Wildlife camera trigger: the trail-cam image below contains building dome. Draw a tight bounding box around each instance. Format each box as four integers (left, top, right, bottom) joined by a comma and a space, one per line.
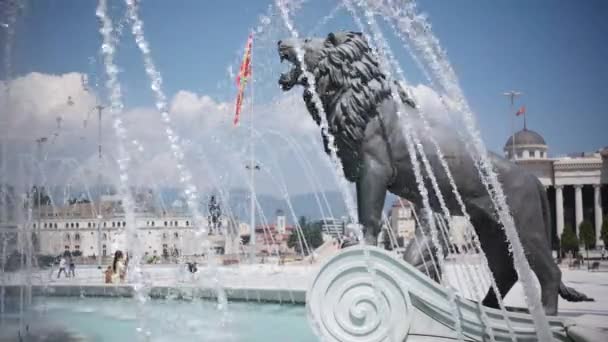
504, 128, 546, 149
503, 128, 548, 160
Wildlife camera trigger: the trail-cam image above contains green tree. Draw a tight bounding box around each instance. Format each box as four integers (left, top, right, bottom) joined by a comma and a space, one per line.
601, 216, 608, 249
579, 221, 595, 268
560, 224, 579, 257
287, 219, 324, 256
307, 223, 324, 250
298, 216, 307, 230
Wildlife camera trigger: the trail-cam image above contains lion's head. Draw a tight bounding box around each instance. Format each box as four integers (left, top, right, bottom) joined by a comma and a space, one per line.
278, 31, 392, 181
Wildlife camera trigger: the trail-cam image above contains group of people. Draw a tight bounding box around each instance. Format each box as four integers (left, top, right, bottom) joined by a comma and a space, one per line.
104, 250, 127, 284
50, 256, 76, 279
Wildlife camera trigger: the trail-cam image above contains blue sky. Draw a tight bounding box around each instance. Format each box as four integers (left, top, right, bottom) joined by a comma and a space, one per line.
5, 0, 608, 157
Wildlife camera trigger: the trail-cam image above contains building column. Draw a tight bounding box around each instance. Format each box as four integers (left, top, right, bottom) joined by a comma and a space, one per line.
574, 185, 583, 235
555, 185, 564, 239
594, 184, 603, 247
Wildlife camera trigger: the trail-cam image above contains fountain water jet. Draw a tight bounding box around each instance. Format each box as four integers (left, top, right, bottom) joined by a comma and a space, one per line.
95, 0, 150, 337
276, 0, 357, 224
371, 1, 552, 339
122, 0, 228, 321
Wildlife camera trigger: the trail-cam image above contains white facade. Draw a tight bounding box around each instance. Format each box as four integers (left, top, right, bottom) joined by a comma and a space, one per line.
321, 218, 345, 238
505, 128, 607, 248
388, 200, 416, 244
32, 204, 240, 258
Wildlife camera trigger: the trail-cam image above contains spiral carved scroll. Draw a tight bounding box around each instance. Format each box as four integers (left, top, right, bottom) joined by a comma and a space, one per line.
306, 246, 412, 342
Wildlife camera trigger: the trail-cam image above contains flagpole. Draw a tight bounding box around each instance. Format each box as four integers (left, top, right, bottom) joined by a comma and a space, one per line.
249, 32, 256, 264
503, 91, 522, 160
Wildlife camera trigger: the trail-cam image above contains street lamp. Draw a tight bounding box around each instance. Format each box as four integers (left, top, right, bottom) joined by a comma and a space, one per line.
245, 162, 260, 263
97, 214, 103, 267
34, 137, 48, 253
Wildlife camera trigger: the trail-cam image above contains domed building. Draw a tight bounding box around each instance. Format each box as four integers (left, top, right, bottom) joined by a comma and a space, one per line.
503, 127, 607, 250
503, 128, 548, 160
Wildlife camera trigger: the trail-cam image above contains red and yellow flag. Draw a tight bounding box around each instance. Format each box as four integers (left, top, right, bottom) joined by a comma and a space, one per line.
234, 33, 253, 126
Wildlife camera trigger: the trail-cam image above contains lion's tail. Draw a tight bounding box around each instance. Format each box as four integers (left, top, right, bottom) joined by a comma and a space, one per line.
559, 282, 594, 302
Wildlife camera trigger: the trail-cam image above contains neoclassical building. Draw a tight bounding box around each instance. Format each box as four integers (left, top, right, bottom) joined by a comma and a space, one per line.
504, 128, 607, 248
32, 196, 242, 260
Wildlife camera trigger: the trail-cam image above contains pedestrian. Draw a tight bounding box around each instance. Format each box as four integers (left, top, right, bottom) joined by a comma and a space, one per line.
48, 256, 59, 279
57, 256, 68, 279
601, 247, 606, 261
111, 250, 126, 284
104, 266, 113, 284
69, 257, 76, 278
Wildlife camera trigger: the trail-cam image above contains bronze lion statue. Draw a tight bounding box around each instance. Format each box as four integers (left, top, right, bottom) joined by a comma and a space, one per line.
277, 31, 591, 314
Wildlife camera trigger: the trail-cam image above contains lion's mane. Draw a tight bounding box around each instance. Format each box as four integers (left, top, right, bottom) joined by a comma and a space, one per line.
304, 32, 392, 182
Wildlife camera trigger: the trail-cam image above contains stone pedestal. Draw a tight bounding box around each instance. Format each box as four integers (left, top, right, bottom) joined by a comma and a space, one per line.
306, 246, 574, 341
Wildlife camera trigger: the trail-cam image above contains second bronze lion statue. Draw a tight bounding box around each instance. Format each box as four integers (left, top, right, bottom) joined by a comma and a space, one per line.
277, 31, 591, 315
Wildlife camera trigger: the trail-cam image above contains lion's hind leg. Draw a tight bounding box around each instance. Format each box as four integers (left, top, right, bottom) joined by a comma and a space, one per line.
466, 198, 518, 309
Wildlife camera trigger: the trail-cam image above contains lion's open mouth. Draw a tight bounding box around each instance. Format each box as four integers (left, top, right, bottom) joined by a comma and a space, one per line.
277, 42, 302, 91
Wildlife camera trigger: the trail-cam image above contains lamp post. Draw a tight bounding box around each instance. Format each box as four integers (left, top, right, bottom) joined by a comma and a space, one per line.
97, 214, 102, 267
34, 137, 48, 253
503, 91, 522, 160
93, 105, 105, 268
245, 162, 260, 263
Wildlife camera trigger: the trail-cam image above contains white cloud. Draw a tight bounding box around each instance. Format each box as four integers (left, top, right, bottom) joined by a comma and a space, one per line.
0, 72, 450, 197
0, 72, 97, 140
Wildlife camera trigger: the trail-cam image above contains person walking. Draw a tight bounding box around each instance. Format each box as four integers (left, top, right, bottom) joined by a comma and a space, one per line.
68, 257, 76, 278
48, 256, 59, 279
57, 257, 68, 279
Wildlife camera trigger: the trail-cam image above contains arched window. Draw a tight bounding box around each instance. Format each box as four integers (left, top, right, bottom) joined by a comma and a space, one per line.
65, 233, 70, 241
54, 223, 58, 229
103, 222, 107, 228
151, 221, 155, 227
122, 221, 126, 227
33, 223, 37, 228
75, 233, 80, 241
112, 222, 115, 228
76, 223, 79, 228
185, 221, 189, 226
70, 223, 74, 228
164, 221, 168, 227
174, 232, 179, 238
174, 221, 178, 227
65, 223, 69, 228
102, 244, 107, 257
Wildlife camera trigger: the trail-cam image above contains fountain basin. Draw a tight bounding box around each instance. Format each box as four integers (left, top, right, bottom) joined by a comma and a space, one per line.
0, 296, 315, 342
